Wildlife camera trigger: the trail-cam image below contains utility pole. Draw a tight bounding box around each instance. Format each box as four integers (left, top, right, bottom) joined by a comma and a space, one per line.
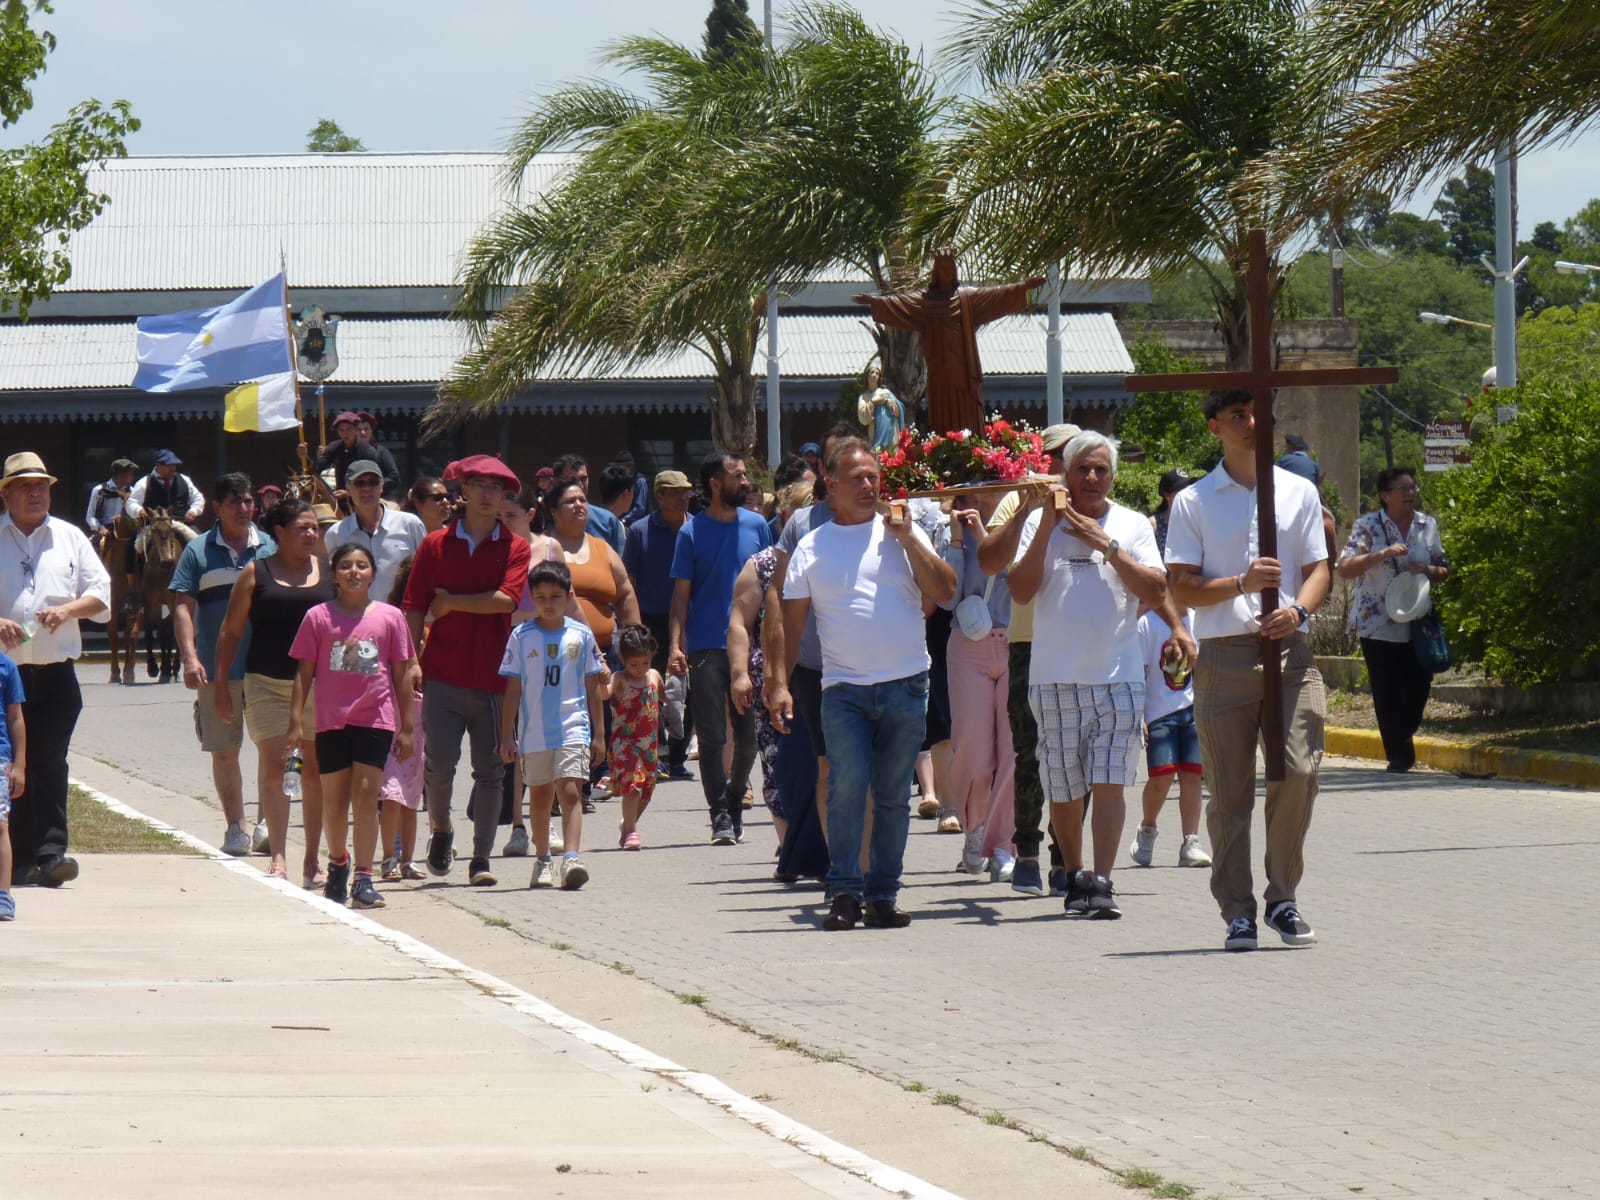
1491, 137, 1519, 389
763, 0, 781, 468
1328, 210, 1345, 319
1045, 263, 1063, 426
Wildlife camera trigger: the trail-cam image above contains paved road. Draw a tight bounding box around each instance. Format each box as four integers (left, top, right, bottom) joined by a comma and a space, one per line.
72, 677, 1600, 1199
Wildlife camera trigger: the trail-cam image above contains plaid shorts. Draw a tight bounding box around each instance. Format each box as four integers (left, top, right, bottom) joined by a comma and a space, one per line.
1029, 681, 1143, 803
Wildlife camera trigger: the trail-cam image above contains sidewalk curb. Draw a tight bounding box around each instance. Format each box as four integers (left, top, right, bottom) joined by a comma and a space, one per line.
1326, 727, 1600, 790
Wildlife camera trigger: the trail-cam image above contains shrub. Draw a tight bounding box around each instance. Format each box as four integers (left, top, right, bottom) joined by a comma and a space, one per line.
1429, 376, 1600, 684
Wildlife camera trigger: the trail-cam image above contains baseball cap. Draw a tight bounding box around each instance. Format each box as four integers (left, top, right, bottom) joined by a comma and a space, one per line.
346, 460, 383, 481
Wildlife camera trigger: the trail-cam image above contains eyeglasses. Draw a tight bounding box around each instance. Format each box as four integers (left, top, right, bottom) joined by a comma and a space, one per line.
420, 493, 449, 502
1383, 484, 1420, 495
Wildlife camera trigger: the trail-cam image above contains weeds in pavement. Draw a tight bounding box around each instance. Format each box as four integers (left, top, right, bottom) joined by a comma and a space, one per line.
550, 941, 573, 951
933, 1092, 961, 1107
480, 915, 510, 928
902, 1081, 927, 1093
675, 992, 707, 1006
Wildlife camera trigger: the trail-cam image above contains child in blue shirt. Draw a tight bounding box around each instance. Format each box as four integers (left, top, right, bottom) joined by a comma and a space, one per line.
0, 650, 28, 921
497, 561, 605, 891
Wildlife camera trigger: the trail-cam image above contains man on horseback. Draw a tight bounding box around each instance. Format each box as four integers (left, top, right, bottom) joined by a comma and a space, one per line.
126, 450, 205, 525
86, 459, 140, 539
301, 412, 400, 501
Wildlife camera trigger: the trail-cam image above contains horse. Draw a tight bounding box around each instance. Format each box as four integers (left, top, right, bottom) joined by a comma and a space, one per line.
128, 509, 197, 685
95, 511, 140, 685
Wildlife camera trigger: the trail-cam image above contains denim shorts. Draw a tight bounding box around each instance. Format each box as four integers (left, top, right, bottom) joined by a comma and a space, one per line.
1146, 705, 1202, 776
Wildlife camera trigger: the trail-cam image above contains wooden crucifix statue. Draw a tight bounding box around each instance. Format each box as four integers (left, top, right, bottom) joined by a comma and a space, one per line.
1126, 228, 1398, 781
854, 249, 1046, 435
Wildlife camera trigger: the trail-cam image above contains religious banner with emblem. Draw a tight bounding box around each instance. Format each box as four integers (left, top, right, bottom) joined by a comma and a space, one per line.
295, 306, 340, 383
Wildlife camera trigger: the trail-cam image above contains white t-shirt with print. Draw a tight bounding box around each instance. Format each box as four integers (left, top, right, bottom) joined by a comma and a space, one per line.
1013, 500, 1163, 687
784, 516, 932, 690
1139, 610, 1195, 723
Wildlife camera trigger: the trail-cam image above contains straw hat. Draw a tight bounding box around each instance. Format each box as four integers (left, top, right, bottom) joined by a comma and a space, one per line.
1384, 573, 1432, 623
0, 452, 57, 487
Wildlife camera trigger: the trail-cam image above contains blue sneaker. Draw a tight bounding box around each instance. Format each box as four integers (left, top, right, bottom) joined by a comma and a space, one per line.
662, 764, 695, 781
1048, 866, 1070, 897
0, 890, 13, 920
1011, 859, 1048, 897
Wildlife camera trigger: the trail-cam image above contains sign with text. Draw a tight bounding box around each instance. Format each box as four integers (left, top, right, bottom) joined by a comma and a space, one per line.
1424, 419, 1472, 472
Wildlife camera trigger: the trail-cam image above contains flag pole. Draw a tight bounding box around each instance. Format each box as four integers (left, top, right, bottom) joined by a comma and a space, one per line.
278, 254, 309, 476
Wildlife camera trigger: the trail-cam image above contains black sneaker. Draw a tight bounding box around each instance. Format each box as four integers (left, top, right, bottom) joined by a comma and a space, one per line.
823, 893, 862, 931
1265, 901, 1316, 946
1048, 866, 1070, 897
467, 857, 497, 887
1063, 869, 1093, 915
1086, 873, 1121, 920
324, 859, 350, 904
36, 856, 79, 888
663, 764, 695, 781
710, 813, 737, 846
1224, 916, 1258, 952
349, 875, 385, 909
426, 829, 454, 877
730, 810, 745, 844
862, 899, 911, 929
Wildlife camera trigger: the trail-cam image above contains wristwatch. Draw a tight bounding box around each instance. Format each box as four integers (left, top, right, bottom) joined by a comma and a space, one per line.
1291, 603, 1310, 625
1104, 538, 1119, 560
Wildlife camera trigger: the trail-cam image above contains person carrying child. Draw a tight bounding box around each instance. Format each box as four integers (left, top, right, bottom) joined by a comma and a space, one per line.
608, 624, 662, 850
288, 543, 420, 909
0, 649, 25, 921
497, 561, 606, 891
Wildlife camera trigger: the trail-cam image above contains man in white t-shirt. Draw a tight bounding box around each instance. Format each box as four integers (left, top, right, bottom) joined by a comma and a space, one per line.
1165, 389, 1331, 953
326, 460, 427, 604
774, 439, 956, 931
1009, 431, 1168, 920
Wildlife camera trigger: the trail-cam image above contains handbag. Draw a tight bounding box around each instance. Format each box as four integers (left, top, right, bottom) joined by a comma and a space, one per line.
1410, 610, 1452, 675
955, 573, 997, 641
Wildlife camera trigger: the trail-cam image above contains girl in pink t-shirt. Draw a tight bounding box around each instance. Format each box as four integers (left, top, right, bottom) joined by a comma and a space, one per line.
288, 543, 420, 910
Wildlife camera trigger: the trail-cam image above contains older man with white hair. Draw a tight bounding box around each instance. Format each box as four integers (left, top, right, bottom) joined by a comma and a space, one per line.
1008, 430, 1173, 920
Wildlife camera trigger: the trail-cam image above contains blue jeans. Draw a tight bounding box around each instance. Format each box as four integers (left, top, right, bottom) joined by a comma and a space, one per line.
820, 672, 928, 902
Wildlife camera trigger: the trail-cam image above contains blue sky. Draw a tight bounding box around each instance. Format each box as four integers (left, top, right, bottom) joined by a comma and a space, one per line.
8, 0, 1597, 235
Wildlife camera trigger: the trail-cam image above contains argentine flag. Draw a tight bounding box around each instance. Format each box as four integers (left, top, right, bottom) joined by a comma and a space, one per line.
133, 275, 292, 392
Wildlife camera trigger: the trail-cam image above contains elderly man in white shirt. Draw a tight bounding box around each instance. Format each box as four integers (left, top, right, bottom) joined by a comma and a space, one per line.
1166, 389, 1331, 953
1009, 431, 1170, 921
325, 460, 426, 603
0, 453, 112, 887
772, 438, 956, 932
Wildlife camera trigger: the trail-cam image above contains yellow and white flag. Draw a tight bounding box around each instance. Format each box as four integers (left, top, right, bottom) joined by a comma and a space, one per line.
224, 372, 299, 433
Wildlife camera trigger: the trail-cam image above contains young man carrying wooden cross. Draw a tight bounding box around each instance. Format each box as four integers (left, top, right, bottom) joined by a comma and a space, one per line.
1164, 389, 1331, 952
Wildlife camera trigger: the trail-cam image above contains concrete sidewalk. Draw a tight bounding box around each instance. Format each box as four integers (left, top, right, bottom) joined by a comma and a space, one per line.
0, 852, 929, 1199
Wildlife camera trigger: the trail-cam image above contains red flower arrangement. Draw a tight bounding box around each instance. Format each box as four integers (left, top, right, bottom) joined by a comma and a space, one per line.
877, 418, 1052, 499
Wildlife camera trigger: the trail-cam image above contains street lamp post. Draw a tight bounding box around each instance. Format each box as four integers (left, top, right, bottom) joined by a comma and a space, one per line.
1419, 311, 1493, 331
1554, 260, 1600, 277
763, 0, 781, 470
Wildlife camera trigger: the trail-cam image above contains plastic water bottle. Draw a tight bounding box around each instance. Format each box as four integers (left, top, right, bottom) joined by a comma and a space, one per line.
283, 748, 304, 800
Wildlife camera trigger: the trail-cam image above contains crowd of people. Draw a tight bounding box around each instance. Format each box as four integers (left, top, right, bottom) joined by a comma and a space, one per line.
0, 392, 1450, 945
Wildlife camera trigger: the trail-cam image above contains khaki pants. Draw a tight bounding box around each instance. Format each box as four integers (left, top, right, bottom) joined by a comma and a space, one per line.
1193, 632, 1325, 923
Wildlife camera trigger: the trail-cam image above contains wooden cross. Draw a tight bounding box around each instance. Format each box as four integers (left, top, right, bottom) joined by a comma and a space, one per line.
1124, 228, 1399, 780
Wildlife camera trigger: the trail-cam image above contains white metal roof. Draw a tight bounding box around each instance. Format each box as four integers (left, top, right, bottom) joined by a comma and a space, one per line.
0, 311, 1131, 391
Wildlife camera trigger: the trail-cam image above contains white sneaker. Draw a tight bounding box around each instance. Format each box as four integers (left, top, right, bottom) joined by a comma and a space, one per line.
549, 822, 565, 854
988, 847, 1016, 883
1129, 824, 1158, 867
559, 855, 590, 891
956, 831, 988, 874
251, 820, 270, 855
686, 736, 699, 760
503, 826, 530, 857
529, 858, 556, 889
221, 823, 249, 857
1179, 834, 1212, 868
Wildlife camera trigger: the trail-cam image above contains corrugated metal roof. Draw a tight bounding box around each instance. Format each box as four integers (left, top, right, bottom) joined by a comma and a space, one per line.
59, 153, 573, 292
0, 312, 1131, 391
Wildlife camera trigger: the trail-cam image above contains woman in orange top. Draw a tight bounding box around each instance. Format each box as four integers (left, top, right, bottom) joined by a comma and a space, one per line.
543, 478, 640, 651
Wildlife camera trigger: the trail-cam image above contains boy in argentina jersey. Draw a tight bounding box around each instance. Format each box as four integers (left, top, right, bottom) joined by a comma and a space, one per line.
498, 561, 606, 890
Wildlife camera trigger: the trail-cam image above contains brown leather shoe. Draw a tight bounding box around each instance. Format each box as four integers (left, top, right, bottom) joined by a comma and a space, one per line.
863, 899, 911, 929
823, 893, 861, 931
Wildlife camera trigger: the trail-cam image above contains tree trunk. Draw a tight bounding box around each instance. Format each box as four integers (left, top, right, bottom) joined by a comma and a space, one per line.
710, 368, 758, 460
865, 322, 928, 430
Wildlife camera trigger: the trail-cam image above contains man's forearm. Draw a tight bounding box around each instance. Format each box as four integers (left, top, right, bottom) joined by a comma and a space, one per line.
442, 589, 515, 615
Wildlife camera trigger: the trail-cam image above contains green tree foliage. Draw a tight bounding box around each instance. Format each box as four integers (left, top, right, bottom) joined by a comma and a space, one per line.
305, 118, 365, 152
1435, 165, 1495, 269
703, 0, 761, 63
934, 0, 1321, 369
1518, 302, 1600, 390
1114, 340, 1216, 472
0, 0, 139, 318
1429, 375, 1600, 684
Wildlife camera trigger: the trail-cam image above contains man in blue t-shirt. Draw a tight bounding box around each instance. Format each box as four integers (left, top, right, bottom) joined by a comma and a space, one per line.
172, 473, 275, 857
669, 452, 772, 845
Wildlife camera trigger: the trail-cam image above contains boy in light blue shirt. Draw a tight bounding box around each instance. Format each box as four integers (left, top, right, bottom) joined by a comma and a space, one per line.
498, 561, 605, 892
0, 649, 27, 920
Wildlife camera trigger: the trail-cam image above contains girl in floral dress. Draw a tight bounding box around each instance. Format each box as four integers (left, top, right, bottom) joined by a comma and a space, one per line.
608, 624, 662, 850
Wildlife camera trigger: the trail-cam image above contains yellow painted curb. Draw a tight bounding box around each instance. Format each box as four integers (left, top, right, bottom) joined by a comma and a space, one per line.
1326, 727, 1600, 791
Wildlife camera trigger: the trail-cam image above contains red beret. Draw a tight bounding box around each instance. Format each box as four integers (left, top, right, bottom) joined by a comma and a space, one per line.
447, 454, 520, 493
332, 411, 360, 427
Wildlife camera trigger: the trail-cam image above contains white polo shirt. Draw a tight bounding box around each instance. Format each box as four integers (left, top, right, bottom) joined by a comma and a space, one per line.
1164, 463, 1327, 640
327, 507, 427, 606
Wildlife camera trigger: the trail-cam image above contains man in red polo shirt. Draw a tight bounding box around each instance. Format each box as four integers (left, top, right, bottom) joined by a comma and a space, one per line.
402, 455, 532, 886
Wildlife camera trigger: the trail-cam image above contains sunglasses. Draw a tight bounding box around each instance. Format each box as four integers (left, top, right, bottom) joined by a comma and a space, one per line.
420, 492, 449, 502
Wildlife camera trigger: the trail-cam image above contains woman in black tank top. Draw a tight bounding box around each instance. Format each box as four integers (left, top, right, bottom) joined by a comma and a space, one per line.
213, 500, 335, 883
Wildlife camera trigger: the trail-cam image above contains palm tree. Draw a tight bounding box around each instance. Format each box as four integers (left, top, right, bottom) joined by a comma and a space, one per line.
932, 0, 1323, 369
1298, 0, 1600, 200
431, 4, 944, 452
